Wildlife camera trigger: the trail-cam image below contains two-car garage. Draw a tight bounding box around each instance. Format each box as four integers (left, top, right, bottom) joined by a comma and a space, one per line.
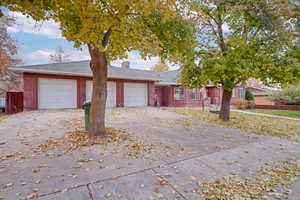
37, 78, 149, 109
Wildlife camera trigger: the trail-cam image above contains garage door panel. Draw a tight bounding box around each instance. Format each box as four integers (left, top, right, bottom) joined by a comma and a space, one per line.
86, 81, 116, 107
124, 83, 147, 107
38, 78, 77, 109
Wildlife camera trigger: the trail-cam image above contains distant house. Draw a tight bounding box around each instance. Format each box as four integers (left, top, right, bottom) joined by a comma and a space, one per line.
11, 60, 245, 110
246, 86, 275, 105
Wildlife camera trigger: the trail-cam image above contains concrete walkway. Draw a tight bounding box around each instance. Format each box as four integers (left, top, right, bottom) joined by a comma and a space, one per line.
232, 109, 300, 121
0, 108, 299, 200
35, 138, 300, 200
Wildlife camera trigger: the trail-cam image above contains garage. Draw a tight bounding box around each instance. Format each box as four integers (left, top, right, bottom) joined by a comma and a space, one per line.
124, 82, 148, 107
38, 78, 77, 109
86, 80, 116, 107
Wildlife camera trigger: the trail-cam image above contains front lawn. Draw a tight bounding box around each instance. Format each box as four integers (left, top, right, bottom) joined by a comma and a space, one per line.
248, 109, 300, 118
169, 109, 300, 139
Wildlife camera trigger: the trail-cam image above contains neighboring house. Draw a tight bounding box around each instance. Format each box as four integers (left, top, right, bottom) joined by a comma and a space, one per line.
11, 60, 245, 110
246, 86, 275, 105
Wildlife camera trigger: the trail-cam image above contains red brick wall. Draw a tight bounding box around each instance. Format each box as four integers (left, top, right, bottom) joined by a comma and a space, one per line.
116, 80, 124, 107
255, 105, 300, 111
157, 86, 210, 107
77, 78, 86, 108
207, 87, 221, 104
206, 86, 244, 105
23, 74, 38, 110
148, 82, 155, 106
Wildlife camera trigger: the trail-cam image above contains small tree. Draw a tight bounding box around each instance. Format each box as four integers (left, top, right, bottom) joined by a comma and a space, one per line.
2, 1, 196, 136
181, 0, 300, 121
245, 91, 254, 101
50, 47, 71, 63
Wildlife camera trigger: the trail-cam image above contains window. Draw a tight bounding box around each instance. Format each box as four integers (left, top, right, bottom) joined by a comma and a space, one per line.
174, 87, 184, 100
189, 88, 197, 100
239, 88, 245, 99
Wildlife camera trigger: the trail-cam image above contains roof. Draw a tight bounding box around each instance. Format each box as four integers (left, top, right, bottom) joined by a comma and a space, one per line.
246, 86, 275, 96
12, 60, 165, 82
155, 70, 181, 85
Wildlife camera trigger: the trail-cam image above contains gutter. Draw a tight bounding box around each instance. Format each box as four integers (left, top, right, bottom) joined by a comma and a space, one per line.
10, 68, 163, 82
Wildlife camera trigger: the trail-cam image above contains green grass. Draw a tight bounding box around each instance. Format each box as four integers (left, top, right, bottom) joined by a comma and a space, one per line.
168, 109, 300, 140
248, 109, 300, 118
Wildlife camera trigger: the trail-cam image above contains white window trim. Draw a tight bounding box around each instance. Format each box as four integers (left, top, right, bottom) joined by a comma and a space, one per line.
174, 87, 184, 100
189, 88, 198, 100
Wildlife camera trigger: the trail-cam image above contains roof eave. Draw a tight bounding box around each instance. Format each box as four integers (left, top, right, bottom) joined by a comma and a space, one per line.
10, 68, 162, 81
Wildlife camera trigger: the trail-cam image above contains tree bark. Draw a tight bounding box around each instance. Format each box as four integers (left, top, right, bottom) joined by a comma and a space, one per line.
87, 45, 107, 137
219, 89, 232, 121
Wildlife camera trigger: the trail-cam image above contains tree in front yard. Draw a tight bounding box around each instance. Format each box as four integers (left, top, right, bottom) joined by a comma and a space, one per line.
1, 0, 196, 136
181, 0, 300, 121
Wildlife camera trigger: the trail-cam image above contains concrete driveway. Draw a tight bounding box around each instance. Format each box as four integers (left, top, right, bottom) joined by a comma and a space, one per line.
0, 107, 299, 200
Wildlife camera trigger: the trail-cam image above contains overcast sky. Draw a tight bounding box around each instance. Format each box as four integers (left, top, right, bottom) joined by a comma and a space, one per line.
7, 11, 178, 70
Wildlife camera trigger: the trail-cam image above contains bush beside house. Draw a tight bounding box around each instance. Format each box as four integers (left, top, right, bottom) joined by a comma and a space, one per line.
271, 85, 300, 105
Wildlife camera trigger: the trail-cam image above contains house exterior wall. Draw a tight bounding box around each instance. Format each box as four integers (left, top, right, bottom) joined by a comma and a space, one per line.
206, 86, 245, 105
24, 74, 38, 110
23, 73, 154, 110
116, 80, 124, 107
77, 78, 86, 108
254, 95, 274, 105
147, 82, 155, 106
155, 85, 210, 107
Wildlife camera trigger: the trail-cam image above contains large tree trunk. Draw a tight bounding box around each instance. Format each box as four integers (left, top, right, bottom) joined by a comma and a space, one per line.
219, 89, 232, 121
87, 45, 107, 137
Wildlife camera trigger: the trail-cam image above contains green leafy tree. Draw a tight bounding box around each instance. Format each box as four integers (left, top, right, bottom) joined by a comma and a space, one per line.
1, 0, 196, 136
181, 0, 300, 121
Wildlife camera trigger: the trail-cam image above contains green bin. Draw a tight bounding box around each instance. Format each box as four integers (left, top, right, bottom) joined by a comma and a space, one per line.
83, 102, 91, 130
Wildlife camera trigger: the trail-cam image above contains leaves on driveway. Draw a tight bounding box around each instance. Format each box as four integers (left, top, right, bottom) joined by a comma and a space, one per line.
196, 158, 300, 200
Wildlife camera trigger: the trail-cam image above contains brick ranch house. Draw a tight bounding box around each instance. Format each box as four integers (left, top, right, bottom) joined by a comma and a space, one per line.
11, 60, 245, 110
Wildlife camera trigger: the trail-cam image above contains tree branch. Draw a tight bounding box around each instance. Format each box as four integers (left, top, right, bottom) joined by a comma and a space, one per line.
102, 28, 112, 49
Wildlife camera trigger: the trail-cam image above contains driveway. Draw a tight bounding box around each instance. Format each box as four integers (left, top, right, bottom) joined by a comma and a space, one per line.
0, 107, 299, 200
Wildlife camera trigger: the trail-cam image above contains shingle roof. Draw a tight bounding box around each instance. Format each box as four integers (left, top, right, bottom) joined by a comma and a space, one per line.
12, 60, 168, 81
246, 87, 275, 96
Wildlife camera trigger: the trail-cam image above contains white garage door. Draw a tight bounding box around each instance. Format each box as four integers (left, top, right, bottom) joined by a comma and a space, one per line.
124, 83, 148, 107
86, 81, 116, 107
38, 78, 77, 109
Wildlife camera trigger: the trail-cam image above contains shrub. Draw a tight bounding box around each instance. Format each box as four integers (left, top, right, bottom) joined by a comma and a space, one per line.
271, 85, 300, 105
247, 101, 256, 109
245, 90, 254, 101
235, 100, 248, 109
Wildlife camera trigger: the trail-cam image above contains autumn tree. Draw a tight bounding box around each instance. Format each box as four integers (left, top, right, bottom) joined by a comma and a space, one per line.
49, 46, 71, 63
181, 0, 300, 121
0, 15, 22, 95
2, 1, 196, 136
152, 60, 169, 72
